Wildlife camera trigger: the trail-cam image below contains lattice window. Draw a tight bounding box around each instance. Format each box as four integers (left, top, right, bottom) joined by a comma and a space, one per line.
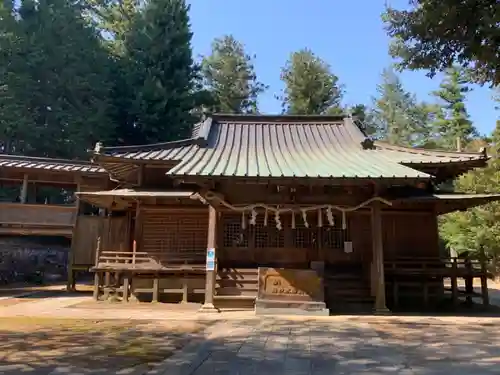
140, 210, 208, 264
292, 222, 318, 248
321, 215, 346, 249
222, 214, 249, 248
254, 216, 284, 248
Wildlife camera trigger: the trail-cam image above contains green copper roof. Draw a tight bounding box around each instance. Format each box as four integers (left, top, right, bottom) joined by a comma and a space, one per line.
96, 115, 487, 180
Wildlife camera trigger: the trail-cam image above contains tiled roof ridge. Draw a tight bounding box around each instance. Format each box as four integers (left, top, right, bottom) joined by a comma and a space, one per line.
0, 153, 96, 166
373, 141, 488, 160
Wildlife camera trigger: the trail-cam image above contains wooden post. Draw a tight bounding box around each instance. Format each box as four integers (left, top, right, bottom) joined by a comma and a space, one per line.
152, 277, 159, 303
480, 253, 489, 307
200, 206, 219, 312
92, 236, 102, 300
451, 258, 458, 307
93, 272, 101, 301
465, 257, 473, 306
67, 182, 81, 292
371, 201, 389, 314
20, 173, 28, 204
123, 275, 130, 303
182, 277, 189, 303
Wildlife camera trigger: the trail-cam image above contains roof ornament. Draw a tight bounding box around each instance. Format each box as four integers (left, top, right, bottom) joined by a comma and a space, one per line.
361, 138, 375, 150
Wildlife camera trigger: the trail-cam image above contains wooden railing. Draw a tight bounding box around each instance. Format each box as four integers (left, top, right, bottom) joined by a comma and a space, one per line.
384, 257, 489, 277
94, 249, 206, 271
0, 203, 77, 227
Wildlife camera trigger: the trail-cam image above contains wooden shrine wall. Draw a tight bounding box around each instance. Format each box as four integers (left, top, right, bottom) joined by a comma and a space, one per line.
217, 211, 362, 268
72, 215, 130, 267
139, 207, 208, 265
217, 209, 440, 268
382, 211, 439, 260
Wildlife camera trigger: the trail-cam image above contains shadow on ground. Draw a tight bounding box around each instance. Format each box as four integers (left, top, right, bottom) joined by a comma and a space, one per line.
0, 318, 215, 375
153, 319, 500, 375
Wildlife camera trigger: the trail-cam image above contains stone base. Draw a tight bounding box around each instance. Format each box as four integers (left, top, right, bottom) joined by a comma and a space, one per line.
255, 299, 329, 316
373, 306, 391, 315
198, 303, 220, 313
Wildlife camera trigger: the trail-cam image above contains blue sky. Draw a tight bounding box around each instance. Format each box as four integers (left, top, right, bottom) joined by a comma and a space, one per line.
187, 0, 498, 136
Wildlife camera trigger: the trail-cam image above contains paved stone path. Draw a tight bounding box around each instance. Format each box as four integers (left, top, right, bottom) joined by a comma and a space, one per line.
2, 291, 500, 374
149, 319, 500, 375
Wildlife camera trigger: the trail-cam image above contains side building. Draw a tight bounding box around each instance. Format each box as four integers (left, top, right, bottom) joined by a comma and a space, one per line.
0, 154, 112, 287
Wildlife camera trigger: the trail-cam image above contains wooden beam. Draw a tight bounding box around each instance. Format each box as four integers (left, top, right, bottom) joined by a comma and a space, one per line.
371, 201, 389, 314
199, 205, 219, 312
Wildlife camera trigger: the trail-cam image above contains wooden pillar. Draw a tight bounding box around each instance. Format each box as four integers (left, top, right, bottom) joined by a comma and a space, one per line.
20, 173, 28, 204
122, 275, 130, 303
152, 277, 159, 303
182, 277, 189, 303
371, 201, 389, 314
480, 255, 489, 307
451, 258, 458, 308
93, 272, 101, 301
67, 182, 81, 292
200, 206, 219, 312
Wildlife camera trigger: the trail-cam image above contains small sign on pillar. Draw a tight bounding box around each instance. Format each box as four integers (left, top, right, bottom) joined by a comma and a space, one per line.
206, 248, 215, 271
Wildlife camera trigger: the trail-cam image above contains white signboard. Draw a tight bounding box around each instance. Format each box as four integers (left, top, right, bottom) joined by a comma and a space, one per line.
206, 248, 215, 271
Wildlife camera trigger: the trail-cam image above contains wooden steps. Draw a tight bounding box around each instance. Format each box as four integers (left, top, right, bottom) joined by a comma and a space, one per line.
324, 264, 373, 311
214, 268, 258, 308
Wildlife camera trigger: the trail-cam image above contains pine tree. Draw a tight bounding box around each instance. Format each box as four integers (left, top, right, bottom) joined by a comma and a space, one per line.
432, 66, 477, 150
125, 0, 197, 143
201, 35, 267, 114
279, 49, 343, 115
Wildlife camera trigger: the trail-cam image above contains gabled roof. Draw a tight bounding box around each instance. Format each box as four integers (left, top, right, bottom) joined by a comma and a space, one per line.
0, 154, 105, 174
94, 114, 488, 181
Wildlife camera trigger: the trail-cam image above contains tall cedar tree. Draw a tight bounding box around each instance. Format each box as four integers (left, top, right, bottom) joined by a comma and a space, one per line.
432, 67, 477, 150
280, 49, 343, 115
383, 0, 499, 86
86, 0, 140, 56
125, 0, 197, 144
0, 0, 35, 154
201, 35, 267, 114
372, 68, 432, 146
1, 0, 115, 158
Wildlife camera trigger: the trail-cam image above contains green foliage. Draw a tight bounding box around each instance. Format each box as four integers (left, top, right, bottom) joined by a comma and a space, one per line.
0, 0, 116, 158
279, 49, 343, 115
201, 35, 267, 114
124, 0, 198, 143
85, 0, 141, 55
383, 0, 499, 86
431, 66, 478, 150
372, 67, 435, 146
440, 104, 500, 263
